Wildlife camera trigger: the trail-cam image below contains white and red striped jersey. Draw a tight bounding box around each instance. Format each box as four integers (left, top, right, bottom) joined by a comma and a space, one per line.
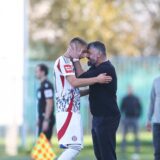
54, 56, 80, 113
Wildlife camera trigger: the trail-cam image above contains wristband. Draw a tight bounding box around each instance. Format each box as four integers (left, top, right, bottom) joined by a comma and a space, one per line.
72, 58, 79, 62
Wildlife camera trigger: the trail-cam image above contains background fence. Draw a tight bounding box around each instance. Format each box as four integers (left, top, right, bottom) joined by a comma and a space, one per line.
23, 56, 159, 137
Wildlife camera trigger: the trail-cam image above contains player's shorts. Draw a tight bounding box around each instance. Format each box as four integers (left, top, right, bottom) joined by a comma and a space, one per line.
56, 112, 83, 148
38, 115, 55, 140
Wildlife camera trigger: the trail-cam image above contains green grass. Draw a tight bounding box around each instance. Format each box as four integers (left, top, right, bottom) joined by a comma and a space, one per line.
0, 132, 154, 160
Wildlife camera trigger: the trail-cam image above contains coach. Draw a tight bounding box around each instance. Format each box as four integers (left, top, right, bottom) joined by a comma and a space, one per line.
72, 41, 121, 160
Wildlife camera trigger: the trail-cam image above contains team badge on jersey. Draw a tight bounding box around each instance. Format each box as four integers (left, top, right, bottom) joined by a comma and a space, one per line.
64, 65, 73, 73
72, 136, 77, 142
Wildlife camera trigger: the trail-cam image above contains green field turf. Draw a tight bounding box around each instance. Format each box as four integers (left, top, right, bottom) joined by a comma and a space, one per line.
0, 132, 154, 160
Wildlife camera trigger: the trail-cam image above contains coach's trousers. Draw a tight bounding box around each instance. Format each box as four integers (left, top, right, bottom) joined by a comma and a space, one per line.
92, 116, 120, 160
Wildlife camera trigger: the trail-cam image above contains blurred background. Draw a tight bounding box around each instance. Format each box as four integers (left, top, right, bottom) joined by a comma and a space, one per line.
0, 0, 160, 160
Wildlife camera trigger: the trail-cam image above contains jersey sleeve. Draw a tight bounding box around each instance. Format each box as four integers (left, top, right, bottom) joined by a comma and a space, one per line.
60, 59, 75, 77
43, 82, 54, 99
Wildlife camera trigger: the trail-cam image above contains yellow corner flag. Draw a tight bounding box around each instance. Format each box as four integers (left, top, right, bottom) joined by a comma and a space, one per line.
31, 133, 56, 160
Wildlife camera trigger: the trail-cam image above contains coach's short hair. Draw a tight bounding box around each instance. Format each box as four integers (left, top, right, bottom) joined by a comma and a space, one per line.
38, 64, 49, 76
87, 41, 106, 55
70, 37, 87, 46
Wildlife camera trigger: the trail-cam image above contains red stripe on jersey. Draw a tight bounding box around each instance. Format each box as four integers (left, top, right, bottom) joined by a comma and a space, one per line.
67, 93, 74, 112
60, 75, 64, 89
57, 60, 62, 73
57, 112, 72, 141
57, 94, 74, 140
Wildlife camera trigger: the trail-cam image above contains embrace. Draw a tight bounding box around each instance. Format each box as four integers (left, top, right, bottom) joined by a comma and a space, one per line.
54, 37, 121, 160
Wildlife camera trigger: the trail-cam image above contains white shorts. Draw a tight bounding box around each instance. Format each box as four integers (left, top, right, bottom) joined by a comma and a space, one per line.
56, 112, 83, 148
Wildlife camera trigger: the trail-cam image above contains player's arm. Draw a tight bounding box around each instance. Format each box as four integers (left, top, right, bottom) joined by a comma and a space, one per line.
80, 89, 89, 97
68, 43, 85, 76
66, 73, 110, 88
72, 60, 85, 77
61, 60, 111, 87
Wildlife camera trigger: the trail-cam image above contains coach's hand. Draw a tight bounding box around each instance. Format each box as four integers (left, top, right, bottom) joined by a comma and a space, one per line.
97, 73, 112, 84
42, 120, 49, 132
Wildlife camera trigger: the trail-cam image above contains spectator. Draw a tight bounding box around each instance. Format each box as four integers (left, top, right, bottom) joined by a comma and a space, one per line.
120, 85, 142, 152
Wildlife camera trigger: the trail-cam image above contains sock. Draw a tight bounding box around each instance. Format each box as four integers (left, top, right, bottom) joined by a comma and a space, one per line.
57, 145, 82, 160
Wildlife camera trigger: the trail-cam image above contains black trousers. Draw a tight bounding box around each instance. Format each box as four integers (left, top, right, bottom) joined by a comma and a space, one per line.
38, 115, 55, 141
92, 116, 120, 160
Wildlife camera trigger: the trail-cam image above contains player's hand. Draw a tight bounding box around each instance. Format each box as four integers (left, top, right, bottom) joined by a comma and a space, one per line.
96, 73, 112, 84
42, 120, 49, 132
146, 121, 152, 132
68, 44, 82, 59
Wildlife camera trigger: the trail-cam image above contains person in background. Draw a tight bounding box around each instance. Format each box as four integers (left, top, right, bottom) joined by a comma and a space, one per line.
35, 64, 55, 143
146, 77, 160, 160
120, 85, 142, 152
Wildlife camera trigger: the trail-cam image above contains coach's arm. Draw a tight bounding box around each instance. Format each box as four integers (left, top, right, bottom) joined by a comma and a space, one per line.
66, 74, 110, 88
